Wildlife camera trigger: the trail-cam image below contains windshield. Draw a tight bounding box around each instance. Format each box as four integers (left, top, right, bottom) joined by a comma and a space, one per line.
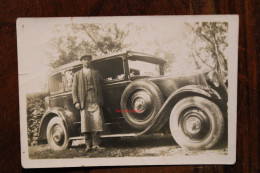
128, 59, 161, 77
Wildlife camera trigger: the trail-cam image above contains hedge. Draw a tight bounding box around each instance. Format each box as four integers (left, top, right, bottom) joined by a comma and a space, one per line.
26, 91, 48, 146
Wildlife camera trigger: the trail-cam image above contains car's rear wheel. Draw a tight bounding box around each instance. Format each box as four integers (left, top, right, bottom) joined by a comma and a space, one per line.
120, 80, 163, 130
169, 96, 224, 150
46, 117, 70, 150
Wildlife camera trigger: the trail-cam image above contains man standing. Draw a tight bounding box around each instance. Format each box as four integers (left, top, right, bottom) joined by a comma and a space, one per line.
72, 54, 105, 152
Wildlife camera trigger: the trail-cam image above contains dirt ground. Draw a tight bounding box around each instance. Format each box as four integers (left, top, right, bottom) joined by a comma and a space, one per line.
28, 134, 227, 159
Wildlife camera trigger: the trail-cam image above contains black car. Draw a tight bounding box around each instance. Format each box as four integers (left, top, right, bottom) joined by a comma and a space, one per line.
38, 51, 227, 151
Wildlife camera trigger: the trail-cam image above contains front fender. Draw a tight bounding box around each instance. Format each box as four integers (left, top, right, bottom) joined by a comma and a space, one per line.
38, 107, 74, 140
171, 85, 222, 100
138, 85, 225, 135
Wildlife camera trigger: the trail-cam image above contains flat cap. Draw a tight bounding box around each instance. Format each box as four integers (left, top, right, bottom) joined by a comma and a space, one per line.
80, 54, 92, 61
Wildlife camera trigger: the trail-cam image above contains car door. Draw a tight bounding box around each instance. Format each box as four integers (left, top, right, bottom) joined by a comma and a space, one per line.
93, 56, 131, 123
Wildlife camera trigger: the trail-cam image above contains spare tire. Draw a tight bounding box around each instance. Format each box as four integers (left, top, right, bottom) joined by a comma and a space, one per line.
120, 80, 164, 130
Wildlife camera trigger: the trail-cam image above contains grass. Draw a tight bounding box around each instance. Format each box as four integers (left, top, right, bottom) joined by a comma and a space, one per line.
28, 134, 227, 159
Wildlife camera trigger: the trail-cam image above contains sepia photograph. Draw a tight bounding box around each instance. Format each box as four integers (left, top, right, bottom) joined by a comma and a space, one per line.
17, 15, 238, 168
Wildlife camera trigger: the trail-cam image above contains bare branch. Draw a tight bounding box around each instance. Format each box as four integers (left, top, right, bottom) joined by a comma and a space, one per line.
194, 47, 215, 69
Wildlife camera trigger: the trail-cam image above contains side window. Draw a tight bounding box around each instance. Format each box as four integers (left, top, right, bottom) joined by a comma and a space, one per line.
128, 60, 160, 77
50, 73, 63, 93
64, 67, 81, 91
93, 57, 124, 82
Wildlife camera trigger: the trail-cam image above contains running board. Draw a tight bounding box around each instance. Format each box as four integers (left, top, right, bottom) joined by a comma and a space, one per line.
101, 133, 138, 138
69, 133, 137, 141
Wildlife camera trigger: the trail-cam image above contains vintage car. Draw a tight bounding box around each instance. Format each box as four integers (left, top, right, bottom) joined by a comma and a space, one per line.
38, 51, 227, 151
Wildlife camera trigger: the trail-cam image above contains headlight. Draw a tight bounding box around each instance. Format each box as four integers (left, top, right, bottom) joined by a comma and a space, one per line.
207, 71, 219, 87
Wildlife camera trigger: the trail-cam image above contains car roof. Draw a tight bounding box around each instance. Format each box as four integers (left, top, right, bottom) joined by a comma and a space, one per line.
50, 51, 166, 75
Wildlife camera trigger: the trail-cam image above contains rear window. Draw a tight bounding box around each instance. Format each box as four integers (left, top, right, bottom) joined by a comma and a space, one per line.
50, 73, 63, 94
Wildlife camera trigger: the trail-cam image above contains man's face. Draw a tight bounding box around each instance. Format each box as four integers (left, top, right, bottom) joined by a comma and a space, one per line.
81, 57, 92, 68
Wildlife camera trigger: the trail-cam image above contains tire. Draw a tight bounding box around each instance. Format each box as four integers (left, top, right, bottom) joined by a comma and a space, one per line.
169, 96, 224, 150
120, 80, 164, 130
46, 117, 70, 151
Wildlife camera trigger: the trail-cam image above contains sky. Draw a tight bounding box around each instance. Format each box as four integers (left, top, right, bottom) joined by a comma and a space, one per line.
16, 16, 232, 93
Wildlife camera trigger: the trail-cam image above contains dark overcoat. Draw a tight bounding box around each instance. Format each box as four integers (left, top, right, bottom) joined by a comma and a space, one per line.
72, 68, 104, 109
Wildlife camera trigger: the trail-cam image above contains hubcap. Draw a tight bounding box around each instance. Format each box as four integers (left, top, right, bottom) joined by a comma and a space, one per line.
128, 90, 153, 121
180, 108, 210, 141
133, 97, 146, 113
51, 124, 64, 145
184, 116, 202, 134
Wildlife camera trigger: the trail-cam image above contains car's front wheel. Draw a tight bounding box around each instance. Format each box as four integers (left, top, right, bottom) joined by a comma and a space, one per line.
169, 96, 224, 150
46, 117, 70, 150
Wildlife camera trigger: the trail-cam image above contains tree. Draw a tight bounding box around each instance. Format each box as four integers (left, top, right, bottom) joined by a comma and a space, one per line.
186, 22, 228, 88
73, 23, 130, 55
154, 49, 175, 73
49, 23, 131, 68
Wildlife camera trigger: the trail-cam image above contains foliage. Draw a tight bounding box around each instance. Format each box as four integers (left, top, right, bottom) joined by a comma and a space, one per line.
186, 22, 228, 87
49, 23, 131, 68
47, 22, 229, 85
154, 50, 175, 73
26, 92, 47, 145
74, 23, 130, 54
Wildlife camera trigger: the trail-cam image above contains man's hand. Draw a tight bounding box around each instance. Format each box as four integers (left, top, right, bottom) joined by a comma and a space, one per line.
75, 103, 80, 110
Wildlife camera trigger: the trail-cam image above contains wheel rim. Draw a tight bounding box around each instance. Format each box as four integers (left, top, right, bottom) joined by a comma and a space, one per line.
127, 89, 154, 121
51, 124, 65, 146
179, 107, 211, 142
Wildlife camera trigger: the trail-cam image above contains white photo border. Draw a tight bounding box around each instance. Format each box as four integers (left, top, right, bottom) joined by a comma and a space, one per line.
17, 15, 238, 168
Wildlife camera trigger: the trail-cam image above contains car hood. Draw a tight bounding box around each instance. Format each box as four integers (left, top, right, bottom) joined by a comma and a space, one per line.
132, 71, 209, 98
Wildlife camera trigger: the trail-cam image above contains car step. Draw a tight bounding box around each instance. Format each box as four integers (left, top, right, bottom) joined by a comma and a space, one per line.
69, 133, 138, 140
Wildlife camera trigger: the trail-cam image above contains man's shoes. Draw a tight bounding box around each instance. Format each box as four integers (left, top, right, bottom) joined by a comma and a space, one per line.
85, 145, 92, 153
92, 145, 105, 150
